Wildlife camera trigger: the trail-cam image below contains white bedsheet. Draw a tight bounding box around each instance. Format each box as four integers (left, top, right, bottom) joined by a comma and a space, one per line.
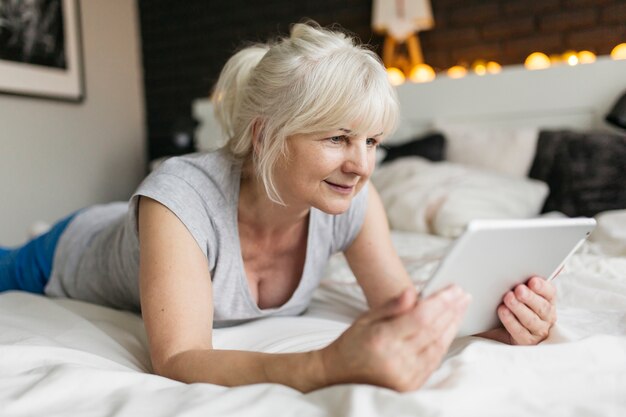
1, 231, 625, 417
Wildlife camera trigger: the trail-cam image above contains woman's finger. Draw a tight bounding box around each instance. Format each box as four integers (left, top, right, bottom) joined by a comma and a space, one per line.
504, 291, 553, 341
405, 288, 470, 347
514, 284, 556, 323
527, 276, 557, 303
497, 304, 533, 345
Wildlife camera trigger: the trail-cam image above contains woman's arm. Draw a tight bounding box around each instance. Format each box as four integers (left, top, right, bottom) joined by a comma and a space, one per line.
138, 195, 469, 392
137, 197, 325, 392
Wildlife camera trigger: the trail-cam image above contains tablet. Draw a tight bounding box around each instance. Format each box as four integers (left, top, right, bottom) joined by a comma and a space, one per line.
420, 217, 596, 337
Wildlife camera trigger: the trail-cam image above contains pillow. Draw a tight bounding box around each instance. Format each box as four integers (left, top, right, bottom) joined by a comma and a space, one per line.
381, 132, 445, 164
371, 157, 549, 237
588, 209, 626, 257
435, 125, 539, 177
529, 130, 626, 217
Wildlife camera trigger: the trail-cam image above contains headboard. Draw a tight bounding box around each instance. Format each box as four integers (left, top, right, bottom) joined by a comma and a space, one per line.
389, 56, 626, 144
192, 57, 626, 149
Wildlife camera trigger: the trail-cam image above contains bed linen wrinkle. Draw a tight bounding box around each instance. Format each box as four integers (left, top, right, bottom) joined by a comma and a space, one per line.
1, 229, 625, 417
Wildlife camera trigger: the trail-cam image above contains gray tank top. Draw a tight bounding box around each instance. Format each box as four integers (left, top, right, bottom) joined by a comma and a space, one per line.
46, 149, 368, 327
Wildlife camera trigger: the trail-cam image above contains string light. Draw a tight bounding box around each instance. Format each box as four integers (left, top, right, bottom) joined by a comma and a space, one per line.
409, 64, 436, 83
562, 50, 579, 66
611, 43, 626, 60
472, 60, 487, 76
486, 61, 501, 74
447, 65, 467, 79
386, 67, 406, 86
577, 50, 596, 64
524, 52, 551, 70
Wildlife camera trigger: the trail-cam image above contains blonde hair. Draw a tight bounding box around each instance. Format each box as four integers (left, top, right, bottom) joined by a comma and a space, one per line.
212, 21, 399, 204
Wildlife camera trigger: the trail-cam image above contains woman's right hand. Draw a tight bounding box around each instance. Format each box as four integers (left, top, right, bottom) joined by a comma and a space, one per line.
319, 285, 470, 392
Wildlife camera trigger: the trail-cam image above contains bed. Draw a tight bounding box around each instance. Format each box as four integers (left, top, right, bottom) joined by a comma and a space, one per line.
2, 58, 626, 416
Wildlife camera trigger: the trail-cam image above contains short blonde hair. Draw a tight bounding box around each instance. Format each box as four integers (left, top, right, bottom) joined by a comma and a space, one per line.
212, 21, 399, 204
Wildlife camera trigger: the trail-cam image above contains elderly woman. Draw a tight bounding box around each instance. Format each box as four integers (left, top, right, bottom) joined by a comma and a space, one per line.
0, 22, 556, 392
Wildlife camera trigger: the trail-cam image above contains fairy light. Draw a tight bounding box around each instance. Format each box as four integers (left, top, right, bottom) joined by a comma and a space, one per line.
472, 60, 487, 76
486, 61, 501, 74
408, 64, 436, 83
611, 43, 626, 60
524, 52, 551, 70
447, 65, 467, 79
577, 50, 596, 64
386, 67, 406, 86
563, 50, 579, 66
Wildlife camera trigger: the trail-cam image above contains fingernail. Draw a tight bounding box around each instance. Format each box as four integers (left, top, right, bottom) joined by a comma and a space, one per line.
444, 285, 462, 301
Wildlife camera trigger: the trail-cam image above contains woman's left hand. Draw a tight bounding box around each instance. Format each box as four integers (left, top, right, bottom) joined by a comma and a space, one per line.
495, 276, 557, 345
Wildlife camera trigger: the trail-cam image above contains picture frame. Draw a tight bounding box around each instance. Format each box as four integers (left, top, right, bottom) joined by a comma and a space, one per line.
0, 0, 85, 102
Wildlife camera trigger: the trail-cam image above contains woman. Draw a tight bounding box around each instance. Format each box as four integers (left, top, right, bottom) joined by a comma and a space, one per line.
0, 22, 556, 392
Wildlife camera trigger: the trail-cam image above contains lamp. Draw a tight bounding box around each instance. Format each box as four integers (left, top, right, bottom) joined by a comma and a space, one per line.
372, 0, 434, 75
606, 91, 626, 129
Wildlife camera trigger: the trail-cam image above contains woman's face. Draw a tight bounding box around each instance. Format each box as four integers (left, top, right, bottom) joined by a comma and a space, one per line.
274, 125, 382, 215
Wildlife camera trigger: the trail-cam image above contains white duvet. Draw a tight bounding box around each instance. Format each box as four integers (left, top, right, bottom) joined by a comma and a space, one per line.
1, 231, 625, 417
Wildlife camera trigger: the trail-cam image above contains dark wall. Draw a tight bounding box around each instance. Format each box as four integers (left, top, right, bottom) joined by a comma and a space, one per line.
138, 0, 375, 161
138, 0, 626, 162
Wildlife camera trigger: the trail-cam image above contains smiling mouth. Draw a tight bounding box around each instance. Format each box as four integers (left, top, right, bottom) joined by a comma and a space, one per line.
324, 180, 356, 193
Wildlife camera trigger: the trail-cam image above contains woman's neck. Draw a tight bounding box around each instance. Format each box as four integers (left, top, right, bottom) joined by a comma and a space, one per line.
238, 173, 309, 236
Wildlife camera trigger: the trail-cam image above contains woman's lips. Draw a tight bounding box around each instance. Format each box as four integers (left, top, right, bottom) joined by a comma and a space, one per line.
324, 180, 355, 194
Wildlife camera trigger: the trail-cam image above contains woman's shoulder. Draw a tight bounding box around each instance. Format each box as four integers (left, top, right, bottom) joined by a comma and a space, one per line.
156, 149, 236, 177
148, 149, 240, 197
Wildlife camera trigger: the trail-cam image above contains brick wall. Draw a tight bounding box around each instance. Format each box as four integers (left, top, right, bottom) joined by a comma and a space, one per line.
138, 0, 626, 161
422, 0, 626, 72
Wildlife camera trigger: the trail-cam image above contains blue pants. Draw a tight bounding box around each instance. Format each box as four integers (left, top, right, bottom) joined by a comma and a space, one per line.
0, 213, 77, 294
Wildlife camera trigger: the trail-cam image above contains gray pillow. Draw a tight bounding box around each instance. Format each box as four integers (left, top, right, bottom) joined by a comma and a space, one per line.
529, 130, 626, 217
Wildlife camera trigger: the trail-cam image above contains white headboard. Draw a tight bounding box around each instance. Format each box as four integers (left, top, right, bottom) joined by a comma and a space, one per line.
193, 57, 626, 149
390, 56, 626, 144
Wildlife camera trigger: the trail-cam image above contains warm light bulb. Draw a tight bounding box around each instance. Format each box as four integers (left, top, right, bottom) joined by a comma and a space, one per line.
577, 50, 596, 64
486, 61, 501, 74
386, 67, 406, 86
562, 50, 578, 66
611, 43, 626, 60
524, 52, 551, 70
408, 64, 436, 83
447, 65, 467, 79
472, 60, 487, 76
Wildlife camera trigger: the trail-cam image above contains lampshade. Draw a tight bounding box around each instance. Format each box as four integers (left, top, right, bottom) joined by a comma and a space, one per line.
372, 0, 434, 40
606, 91, 626, 129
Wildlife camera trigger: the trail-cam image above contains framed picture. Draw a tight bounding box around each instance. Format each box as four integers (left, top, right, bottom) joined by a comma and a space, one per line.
0, 0, 84, 102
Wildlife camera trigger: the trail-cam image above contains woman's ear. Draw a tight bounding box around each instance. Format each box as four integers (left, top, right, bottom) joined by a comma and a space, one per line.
251, 118, 264, 154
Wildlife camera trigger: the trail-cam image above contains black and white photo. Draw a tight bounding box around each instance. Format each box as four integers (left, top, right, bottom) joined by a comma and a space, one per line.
0, 0, 83, 101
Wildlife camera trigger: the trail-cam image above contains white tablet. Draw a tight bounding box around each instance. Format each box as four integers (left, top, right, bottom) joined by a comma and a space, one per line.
420, 217, 596, 337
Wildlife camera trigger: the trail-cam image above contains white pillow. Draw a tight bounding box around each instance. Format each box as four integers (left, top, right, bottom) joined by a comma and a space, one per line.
588, 209, 626, 256
371, 157, 549, 238
436, 125, 539, 177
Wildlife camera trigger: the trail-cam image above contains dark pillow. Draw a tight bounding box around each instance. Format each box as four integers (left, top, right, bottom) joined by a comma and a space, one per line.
381, 132, 445, 164
529, 130, 626, 217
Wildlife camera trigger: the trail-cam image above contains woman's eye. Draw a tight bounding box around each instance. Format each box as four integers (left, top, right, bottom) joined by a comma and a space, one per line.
328, 135, 347, 144
366, 138, 379, 147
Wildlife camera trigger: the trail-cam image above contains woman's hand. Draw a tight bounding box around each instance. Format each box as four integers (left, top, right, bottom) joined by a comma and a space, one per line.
494, 276, 557, 345
319, 285, 470, 392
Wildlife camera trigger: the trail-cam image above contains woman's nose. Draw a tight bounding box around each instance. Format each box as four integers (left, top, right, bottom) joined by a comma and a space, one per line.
343, 142, 370, 176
